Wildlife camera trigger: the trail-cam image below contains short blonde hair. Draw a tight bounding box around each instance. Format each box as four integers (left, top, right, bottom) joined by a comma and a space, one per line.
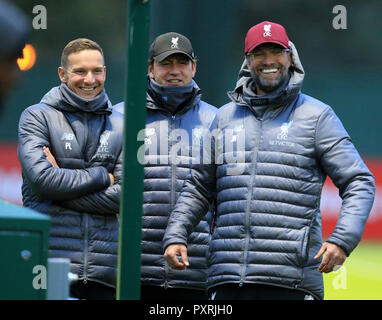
61, 38, 104, 69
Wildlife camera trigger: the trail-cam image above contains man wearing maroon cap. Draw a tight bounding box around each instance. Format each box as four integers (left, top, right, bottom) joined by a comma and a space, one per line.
243, 21, 293, 96
163, 21, 374, 300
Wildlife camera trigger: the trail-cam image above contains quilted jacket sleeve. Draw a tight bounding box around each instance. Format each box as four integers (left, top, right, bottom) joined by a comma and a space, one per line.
163, 117, 218, 249
58, 150, 123, 215
315, 106, 375, 255
18, 106, 111, 201
163, 163, 216, 250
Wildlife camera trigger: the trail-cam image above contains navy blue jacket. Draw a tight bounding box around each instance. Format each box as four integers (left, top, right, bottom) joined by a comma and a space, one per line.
163, 43, 375, 299
18, 85, 123, 287
114, 80, 217, 290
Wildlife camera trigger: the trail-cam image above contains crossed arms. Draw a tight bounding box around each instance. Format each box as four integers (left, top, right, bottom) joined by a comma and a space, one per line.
18, 107, 121, 216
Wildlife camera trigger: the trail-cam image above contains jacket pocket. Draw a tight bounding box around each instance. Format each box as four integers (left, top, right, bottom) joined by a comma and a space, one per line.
297, 226, 309, 267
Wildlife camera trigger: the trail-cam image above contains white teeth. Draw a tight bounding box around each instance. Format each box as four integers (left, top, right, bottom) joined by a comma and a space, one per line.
261, 68, 278, 74
81, 87, 95, 91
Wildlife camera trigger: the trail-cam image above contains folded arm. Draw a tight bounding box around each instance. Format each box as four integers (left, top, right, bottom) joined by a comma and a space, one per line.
57, 150, 123, 215
18, 107, 111, 201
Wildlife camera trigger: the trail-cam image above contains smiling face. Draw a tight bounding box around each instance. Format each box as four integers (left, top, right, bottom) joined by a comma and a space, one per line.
148, 53, 196, 86
58, 49, 106, 99
246, 43, 292, 95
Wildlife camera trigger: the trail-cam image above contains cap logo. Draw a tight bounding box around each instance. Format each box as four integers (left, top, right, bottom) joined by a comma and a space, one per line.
263, 24, 272, 37
171, 37, 179, 49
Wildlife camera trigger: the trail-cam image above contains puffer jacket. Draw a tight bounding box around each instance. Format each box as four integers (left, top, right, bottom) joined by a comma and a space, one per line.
163, 42, 375, 299
114, 80, 217, 290
17, 84, 123, 288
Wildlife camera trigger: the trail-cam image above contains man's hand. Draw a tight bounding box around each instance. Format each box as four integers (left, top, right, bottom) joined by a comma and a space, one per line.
108, 173, 115, 186
43, 146, 59, 168
164, 244, 189, 270
314, 242, 347, 273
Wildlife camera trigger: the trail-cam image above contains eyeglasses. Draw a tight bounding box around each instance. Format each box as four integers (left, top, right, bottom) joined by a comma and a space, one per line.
247, 48, 290, 60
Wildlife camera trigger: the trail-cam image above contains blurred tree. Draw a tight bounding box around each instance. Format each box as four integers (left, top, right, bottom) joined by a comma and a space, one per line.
14, 0, 126, 62
2, 0, 381, 155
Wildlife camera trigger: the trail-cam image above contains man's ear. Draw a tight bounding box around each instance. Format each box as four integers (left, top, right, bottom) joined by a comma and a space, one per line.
58, 67, 67, 83
103, 66, 107, 80
245, 55, 251, 70
288, 51, 293, 67
191, 60, 197, 78
148, 63, 154, 79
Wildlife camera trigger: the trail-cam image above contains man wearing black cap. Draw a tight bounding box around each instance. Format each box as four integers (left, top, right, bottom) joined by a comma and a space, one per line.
163, 21, 375, 300
0, 0, 29, 113
115, 32, 217, 300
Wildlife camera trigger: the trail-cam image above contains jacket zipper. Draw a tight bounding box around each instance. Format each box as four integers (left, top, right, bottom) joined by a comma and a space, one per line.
165, 114, 177, 289
82, 115, 89, 161
83, 213, 89, 283
170, 115, 177, 215
240, 118, 263, 286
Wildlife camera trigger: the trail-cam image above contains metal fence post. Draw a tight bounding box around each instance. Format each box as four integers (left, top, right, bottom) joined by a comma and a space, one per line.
117, 0, 151, 300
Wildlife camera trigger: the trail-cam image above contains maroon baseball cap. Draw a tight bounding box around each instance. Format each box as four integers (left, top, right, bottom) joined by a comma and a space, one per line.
245, 21, 290, 53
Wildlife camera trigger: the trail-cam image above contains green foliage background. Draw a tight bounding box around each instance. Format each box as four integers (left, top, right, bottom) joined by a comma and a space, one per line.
2, 0, 381, 157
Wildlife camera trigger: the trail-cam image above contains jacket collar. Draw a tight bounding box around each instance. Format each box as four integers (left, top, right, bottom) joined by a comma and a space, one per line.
146, 78, 201, 116
40, 84, 112, 115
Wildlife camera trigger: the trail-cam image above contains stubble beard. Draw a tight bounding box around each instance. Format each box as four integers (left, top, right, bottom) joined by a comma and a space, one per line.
250, 65, 290, 94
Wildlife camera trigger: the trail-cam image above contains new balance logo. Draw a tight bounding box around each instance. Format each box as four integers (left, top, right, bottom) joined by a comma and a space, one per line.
61, 133, 74, 140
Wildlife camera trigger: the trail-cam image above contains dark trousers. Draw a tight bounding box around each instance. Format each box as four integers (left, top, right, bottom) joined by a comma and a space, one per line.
141, 285, 208, 300
70, 281, 116, 300
209, 283, 312, 300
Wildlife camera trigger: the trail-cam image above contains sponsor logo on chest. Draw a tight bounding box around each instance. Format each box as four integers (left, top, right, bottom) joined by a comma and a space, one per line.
269, 120, 295, 147
97, 131, 111, 153
61, 132, 74, 150
144, 127, 156, 145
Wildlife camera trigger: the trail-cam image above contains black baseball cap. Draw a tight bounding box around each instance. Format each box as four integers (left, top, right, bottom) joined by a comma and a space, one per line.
149, 32, 195, 62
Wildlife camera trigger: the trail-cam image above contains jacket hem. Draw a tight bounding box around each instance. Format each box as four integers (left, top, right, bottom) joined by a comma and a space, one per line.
77, 277, 116, 289
207, 280, 322, 300
141, 280, 206, 291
